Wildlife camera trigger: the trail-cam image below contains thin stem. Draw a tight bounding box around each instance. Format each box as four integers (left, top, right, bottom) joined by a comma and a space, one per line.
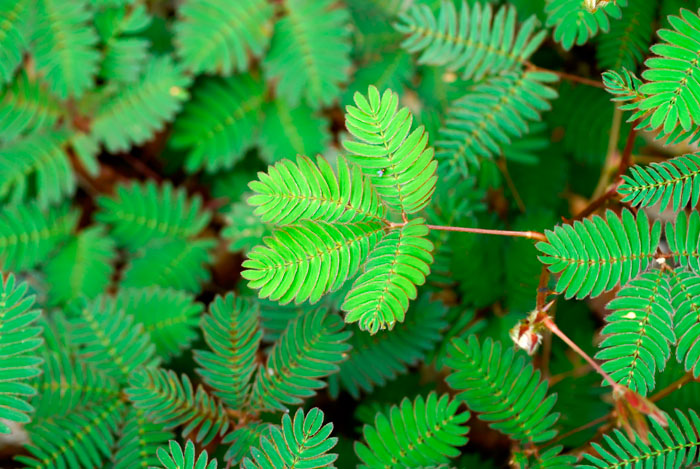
498, 158, 526, 213
542, 316, 623, 393
525, 62, 605, 89
615, 126, 637, 179
593, 109, 623, 198
389, 221, 548, 242
650, 373, 694, 403
573, 182, 620, 221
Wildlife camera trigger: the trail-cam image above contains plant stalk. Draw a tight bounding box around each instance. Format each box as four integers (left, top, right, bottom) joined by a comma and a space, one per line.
389, 221, 548, 242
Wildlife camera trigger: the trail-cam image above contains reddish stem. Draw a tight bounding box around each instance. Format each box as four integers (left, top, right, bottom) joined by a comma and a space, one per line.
542, 315, 623, 393
389, 222, 548, 242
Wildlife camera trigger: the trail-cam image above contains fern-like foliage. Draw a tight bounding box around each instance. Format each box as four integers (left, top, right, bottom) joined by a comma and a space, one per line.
545, 0, 626, 51
113, 408, 173, 469
619, 153, 700, 212
154, 440, 218, 469
330, 295, 447, 398
579, 409, 700, 468
343, 85, 437, 215
44, 226, 116, 306
17, 398, 125, 468
0, 274, 42, 433
0, 0, 31, 85
595, 0, 655, 71
258, 100, 331, 164
121, 238, 214, 294
343, 219, 434, 334
537, 209, 662, 299
224, 423, 272, 466
436, 70, 558, 177
242, 220, 384, 304
0, 202, 78, 271
170, 74, 265, 173
69, 296, 159, 381
665, 211, 700, 271
96, 4, 152, 84
249, 155, 385, 225
0, 131, 75, 207
32, 350, 119, 419
354, 392, 470, 468
395, 1, 547, 80
116, 287, 203, 359
97, 180, 211, 250
32, 0, 100, 98
175, 0, 273, 76
90, 56, 191, 152
250, 309, 350, 411
446, 335, 560, 444
222, 200, 272, 254
603, 68, 645, 113
597, 268, 675, 395
669, 269, 700, 379
126, 368, 231, 446
263, 0, 351, 109
635, 9, 700, 136
0, 72, 61, 142
242, 408, 338, 469
194, 294, 261, 410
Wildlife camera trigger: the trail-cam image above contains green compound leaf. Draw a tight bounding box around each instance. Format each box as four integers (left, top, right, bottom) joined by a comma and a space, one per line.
258, 100, 331, 164
96, 4, 152, 85
154, 440, 218, 469
668, 269, 700, 379
396, 0, 547, 80
69, 295, 160, 381
0, 202, 78, 272
263, 0, 351, 109
90, 56, 191, 153
446, 335, 560, 445
242, 219, 384, 305
126, 368, 231, 446
0, 131, 75, 207
250, 309, 350, 412
248, 155, 386, 226
545, 0, 627, 51
578, 409, 700, 468
32, 0, 100, 98
436, 70, 558, 178
596, 268, 675, 396
0, 0, 32, 85
17, 398, 125, 469
0, 71, 62, 142
242, 408, 338, 469
595, 0, 655, 71
170, 73, 265, 174
0, 273, 43, 434
665, 211, 700, 272
116, 287, 203, 360
343, 85, 438, 215
96, 180, 211, 251
114, 408, 173, 469
330, 295, 447, 398
354, 392, 470, 468
537, 209, 662, 299
121, 238, 214, 294
175, 0, 273, 76
637, 9, 700, 136
619, 153, 700, 212
194, 293, 261, 411
342, 218, 434, 334
44, 225, 116, 306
